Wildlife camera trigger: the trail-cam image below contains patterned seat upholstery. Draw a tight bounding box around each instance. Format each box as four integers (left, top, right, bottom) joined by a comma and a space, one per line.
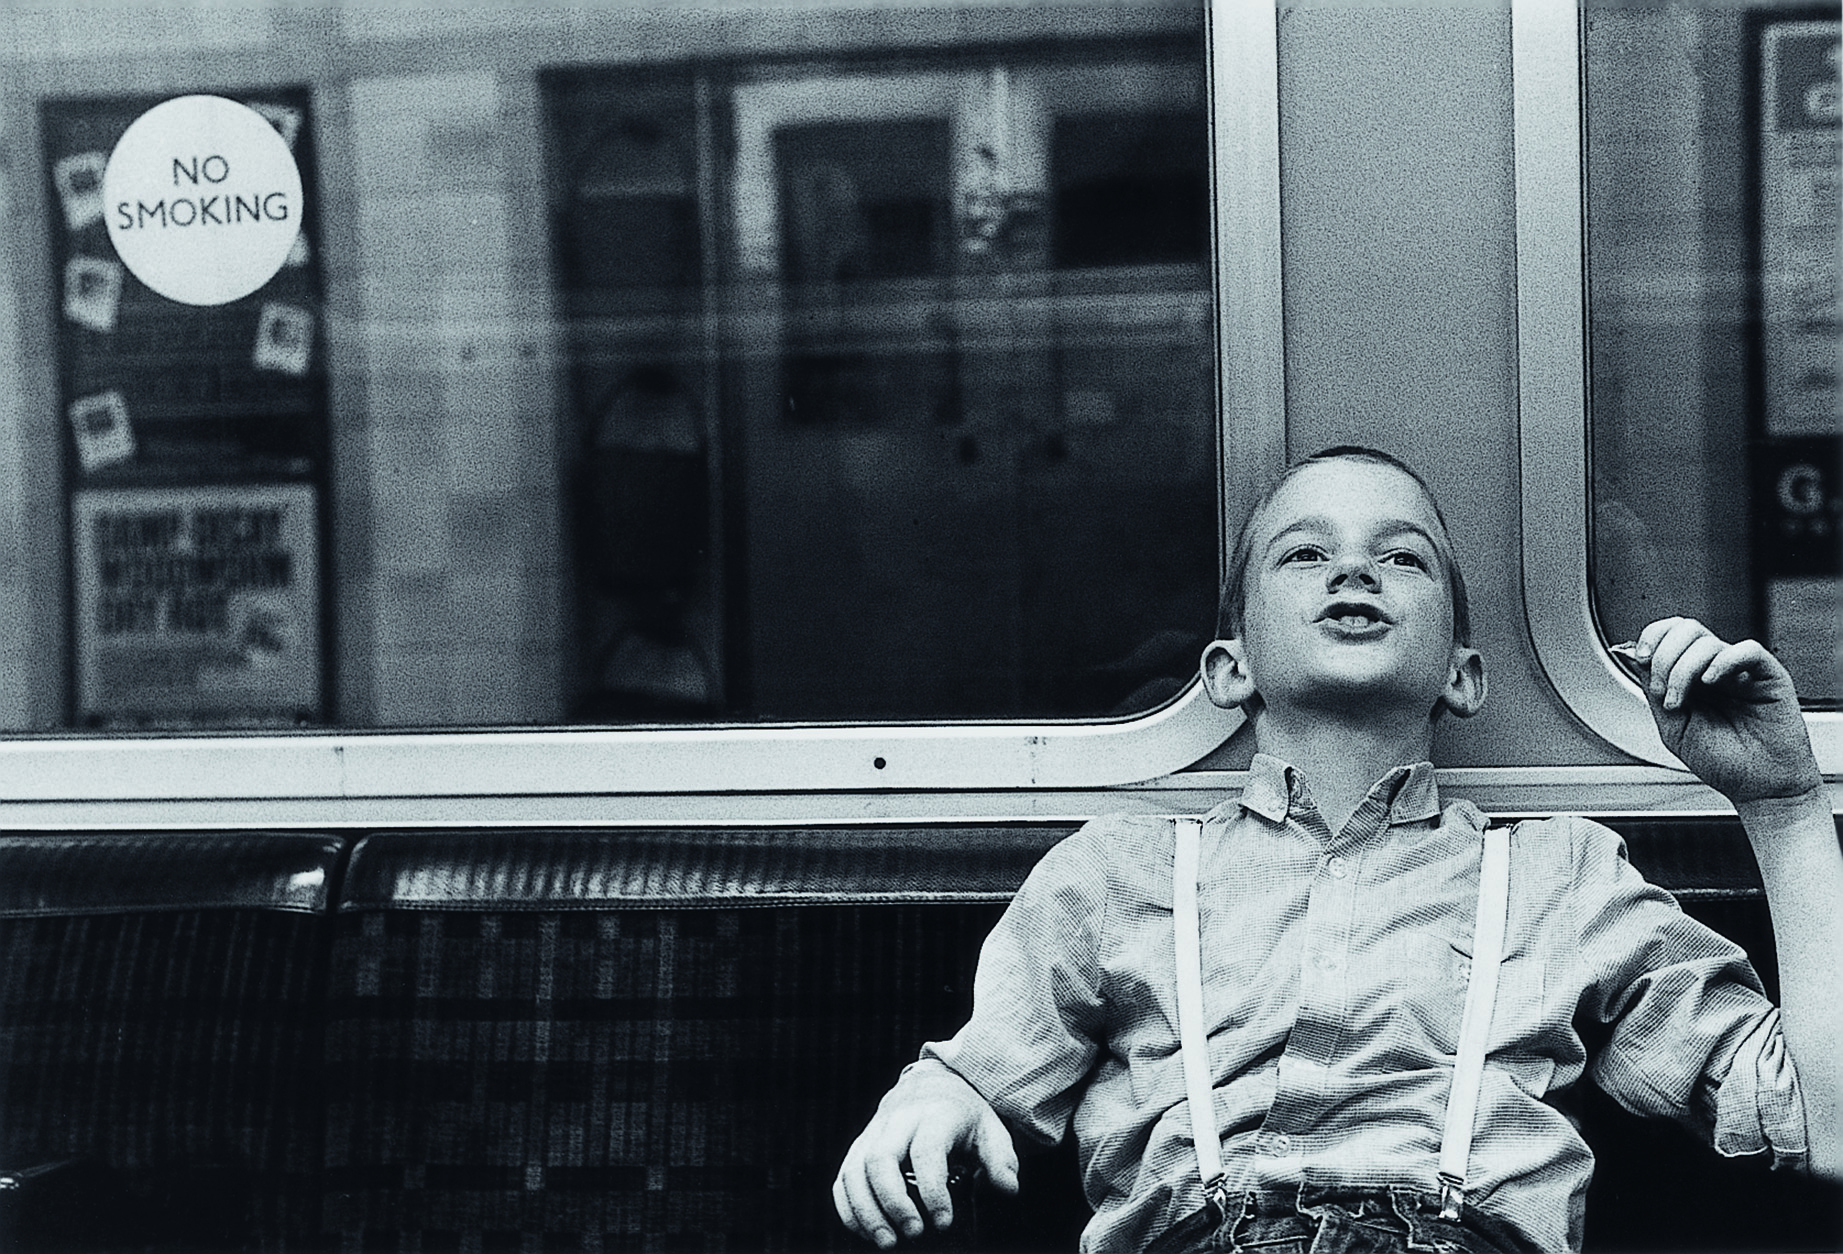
3, 817, 1831, 1253
0, 831, 346, 1252
321, 826, 1085, 1252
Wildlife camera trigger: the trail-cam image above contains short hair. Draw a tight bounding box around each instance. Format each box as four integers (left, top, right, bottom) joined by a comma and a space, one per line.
1216, 445, 1472, 646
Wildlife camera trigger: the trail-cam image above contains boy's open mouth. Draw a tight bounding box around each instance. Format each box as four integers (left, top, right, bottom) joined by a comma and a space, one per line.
1317, 601, 1392, 631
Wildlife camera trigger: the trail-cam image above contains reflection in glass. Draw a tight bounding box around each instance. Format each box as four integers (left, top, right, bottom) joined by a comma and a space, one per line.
1586, 2, 1840, 705
8, 4, 1213, 731
549, 26, 1215, 724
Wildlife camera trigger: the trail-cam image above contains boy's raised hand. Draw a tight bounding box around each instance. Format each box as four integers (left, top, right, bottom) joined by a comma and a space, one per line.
834, 1059, 1020, 1248
1632, 616, 1824, 807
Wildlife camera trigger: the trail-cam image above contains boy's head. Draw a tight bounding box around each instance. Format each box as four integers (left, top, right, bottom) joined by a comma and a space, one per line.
1202, 446, 1485, 723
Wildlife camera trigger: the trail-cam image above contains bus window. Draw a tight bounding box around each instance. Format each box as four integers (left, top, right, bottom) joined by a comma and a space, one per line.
1584, 2, 1840, 707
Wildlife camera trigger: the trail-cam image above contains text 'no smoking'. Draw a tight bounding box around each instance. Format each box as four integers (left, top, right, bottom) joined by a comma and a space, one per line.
103, 95, 302, 306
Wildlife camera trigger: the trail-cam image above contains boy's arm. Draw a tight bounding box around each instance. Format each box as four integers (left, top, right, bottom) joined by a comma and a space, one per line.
1635, 616, 1841, 1181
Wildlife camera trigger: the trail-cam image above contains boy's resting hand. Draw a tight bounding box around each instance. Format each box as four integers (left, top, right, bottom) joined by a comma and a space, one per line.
1633, 617, 1824, 807
834, 1058, 1020, 1248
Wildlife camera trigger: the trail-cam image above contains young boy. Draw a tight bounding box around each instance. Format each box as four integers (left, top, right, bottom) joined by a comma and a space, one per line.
832, 447, 1840, 1253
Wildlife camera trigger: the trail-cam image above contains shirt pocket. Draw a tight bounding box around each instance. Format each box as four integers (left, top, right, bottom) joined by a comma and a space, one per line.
1374, 930, 1470, 1059
1375, 930, 1551, 1065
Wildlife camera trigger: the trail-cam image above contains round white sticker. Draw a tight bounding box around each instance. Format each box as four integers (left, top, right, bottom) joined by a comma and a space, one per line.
102, 95, 302, 307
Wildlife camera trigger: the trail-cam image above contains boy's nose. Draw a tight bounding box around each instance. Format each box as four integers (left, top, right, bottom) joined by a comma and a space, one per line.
1326, 554, 1381, 590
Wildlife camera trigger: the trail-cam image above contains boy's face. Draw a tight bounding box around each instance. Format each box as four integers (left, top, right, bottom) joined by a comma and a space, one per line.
1218, 458, 1480, 721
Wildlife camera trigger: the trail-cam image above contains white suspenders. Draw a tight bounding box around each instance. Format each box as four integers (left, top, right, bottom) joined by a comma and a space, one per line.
1173, 816, 1232, 1216
1439, 823, 1510, 1219
1172, 817, 1511, 1225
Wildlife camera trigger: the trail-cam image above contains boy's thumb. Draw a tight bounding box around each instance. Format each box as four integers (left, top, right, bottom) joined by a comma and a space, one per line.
972, 1108, 1019, 1194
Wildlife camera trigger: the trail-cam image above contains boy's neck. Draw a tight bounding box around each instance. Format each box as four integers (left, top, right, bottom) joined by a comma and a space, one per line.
1253, 704, 1436, 835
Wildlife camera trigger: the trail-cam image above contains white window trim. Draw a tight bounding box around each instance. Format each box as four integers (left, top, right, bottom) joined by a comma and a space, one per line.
0, 0, 1280, 804
1512, 0, 1841, 777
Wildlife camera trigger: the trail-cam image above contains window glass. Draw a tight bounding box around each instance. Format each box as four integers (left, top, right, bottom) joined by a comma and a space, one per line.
11, 2, 1216, 732
552, 42, 1214, 724
1585, 2, 1840, 706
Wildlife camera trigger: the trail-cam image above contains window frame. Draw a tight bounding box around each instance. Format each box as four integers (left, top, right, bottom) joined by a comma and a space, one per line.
0, 0, 1283, 804
1512, 0, 1842, 777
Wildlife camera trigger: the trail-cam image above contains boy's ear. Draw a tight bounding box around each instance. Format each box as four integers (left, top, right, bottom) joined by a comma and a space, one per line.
1440, 644, 1488, 719
1201, 638, 1257, 710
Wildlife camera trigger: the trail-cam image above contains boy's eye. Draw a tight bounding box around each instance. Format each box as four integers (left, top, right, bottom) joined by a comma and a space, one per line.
1384, 550, 1429, 570
1279, 545, 1326, 565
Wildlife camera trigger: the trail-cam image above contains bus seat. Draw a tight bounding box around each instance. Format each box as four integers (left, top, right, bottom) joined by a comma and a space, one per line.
321, 825, 1082, 1252
0, 831, 346, 1252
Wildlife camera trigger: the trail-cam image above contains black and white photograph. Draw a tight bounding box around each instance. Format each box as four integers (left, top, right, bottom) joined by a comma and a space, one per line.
0, 3, 1837, 1253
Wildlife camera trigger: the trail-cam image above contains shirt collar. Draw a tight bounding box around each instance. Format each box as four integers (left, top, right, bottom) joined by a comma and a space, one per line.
1236, 753, 1296, 824
1236, 752, 1443, 827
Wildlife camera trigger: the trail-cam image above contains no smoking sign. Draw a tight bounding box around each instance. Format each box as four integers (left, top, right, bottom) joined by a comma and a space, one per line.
102, 94, 302, 306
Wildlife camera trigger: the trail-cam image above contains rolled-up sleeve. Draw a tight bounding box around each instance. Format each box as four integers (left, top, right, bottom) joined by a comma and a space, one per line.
1708, 1006, 1809, 1170
921, 820, 1113, 1147
1569, 817, 1809, 1172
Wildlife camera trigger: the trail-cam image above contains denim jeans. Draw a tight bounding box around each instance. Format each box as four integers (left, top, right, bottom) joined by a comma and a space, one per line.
1144, 1187, 1533, 1254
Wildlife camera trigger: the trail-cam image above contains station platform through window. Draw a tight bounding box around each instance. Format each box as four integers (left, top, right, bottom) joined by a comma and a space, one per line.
15, 3, 1217, 735
1584, 2, 1841, 709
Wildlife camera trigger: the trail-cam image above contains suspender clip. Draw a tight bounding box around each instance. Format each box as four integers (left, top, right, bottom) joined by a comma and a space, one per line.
1203, 1173, 1231, 1221
1437, 1172, 1465, 1221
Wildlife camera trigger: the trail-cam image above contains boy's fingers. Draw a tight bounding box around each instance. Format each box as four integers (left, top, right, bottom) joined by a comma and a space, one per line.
1642, 620, 1711, 704
974, 1108, 1020, 1194
832, 1174, 873, 1244
906, 1120, 958, 1228
1702, 639, 1777, 690
866, 1145, 925, 1241
1662, 634, 1724, 711
1633, 615, 1688, 662
838, 1154, 899, 1248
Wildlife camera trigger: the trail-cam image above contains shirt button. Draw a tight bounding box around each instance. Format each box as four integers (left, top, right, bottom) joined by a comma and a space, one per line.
1264, 1131, 1292, 1155
1326, 856, 1349, 879
1315, 952, 1342, 975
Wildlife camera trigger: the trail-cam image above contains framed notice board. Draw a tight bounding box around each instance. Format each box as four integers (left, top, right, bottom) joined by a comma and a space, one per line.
43, 88, 330, 727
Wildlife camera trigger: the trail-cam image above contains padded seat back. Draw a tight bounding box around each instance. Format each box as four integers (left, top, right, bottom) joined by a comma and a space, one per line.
322, 826, 1078, 1252
0, 831, 345, 1251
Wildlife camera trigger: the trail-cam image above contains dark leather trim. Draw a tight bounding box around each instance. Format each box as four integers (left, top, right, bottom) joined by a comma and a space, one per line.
339, 826, 1076, 911
0, 832, 345, 917
339, 816, 1840, 911
0, 814, 1818, 918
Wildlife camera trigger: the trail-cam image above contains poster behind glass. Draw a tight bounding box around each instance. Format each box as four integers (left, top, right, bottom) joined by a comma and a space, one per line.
1753, 17, 1841, 704
44, 89, 329, 728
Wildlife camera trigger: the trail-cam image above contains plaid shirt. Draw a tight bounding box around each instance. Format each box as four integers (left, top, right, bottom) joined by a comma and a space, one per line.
923, 754, 1806, 1253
